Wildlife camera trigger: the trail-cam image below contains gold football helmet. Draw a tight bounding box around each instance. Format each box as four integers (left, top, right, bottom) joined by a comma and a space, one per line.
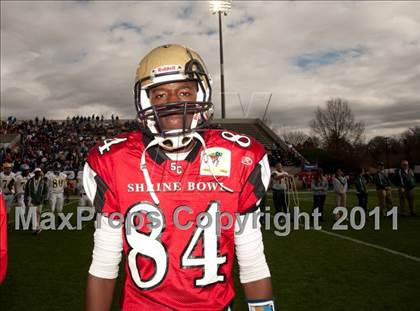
134, 44, 213, 150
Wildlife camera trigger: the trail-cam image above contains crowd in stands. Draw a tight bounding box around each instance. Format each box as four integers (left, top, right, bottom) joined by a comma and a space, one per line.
0, 116, 139, 175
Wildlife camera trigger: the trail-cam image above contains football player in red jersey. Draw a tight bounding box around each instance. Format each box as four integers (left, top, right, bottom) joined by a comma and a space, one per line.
84, 44, 274, 311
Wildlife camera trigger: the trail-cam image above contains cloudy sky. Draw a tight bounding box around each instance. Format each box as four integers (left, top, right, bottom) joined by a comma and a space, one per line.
1, 1, 419, 138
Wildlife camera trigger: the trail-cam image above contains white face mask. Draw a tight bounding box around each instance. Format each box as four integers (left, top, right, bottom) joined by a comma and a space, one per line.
154, 129, 195, 151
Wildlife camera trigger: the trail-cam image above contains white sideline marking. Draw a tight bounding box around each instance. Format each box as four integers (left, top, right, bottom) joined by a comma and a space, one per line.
314, 227, 420, 263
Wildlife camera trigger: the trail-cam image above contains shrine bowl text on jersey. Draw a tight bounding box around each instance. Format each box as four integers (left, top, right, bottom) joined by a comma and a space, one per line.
84, 129, 270, 311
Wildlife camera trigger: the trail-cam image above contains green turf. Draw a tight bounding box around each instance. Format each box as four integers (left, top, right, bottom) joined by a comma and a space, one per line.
1, 188, 419, 310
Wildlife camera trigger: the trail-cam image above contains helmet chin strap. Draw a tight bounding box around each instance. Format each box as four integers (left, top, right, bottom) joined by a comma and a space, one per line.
140, 138, 160, 205
140, 131, 234, 206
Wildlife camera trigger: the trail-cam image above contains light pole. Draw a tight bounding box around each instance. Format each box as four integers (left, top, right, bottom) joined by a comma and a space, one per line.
384, 136, 390, 168
209, 0, 231, 119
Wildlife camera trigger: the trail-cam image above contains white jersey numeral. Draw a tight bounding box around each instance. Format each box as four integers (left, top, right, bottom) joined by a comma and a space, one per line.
125, 202, 167, 290
98, 138, 127, 155
221, 131, 251, 148
125, 201, 227, 289
181, 201, 227, 286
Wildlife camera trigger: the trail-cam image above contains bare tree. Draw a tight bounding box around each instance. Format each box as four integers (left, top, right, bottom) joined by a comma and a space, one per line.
367, 136, 401, 167
310, 98, 365, 150
281, 130, 309, 147
304, 135, 321, 149
401, 126, 420, 164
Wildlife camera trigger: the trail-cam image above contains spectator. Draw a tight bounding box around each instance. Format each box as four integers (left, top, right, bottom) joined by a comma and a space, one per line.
395, 160, 416, 216
332, 168, 348, 218
311, 168, 328, 221
302, 176, 307, 190
355, 168, 368, 212
270, 163, 289, 214
374, 162, 393, 216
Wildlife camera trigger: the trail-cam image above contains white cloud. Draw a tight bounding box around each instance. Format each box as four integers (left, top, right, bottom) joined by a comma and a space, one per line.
1, 1, 419, 138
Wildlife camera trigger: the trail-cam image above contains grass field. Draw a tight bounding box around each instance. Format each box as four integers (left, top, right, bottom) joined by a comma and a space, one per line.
1, 188, 419, 310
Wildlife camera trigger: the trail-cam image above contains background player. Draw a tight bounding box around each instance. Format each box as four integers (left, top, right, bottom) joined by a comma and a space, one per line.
14, 164, 31, 219
45, 163, 67, 214
0, 163, 16, 214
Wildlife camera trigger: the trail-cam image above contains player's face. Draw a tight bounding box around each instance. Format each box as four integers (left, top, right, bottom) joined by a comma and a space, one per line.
3, 167, 11, 175
149, 81, 197, 132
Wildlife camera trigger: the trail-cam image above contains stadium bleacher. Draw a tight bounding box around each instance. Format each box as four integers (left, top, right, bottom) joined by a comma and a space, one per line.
0, 117, 308, 173
210, 118, 308, 167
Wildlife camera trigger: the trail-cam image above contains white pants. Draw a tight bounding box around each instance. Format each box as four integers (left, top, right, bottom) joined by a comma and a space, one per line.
78, 194, 94, 216
16, 193, 26, 218
17, 193, 26, 208
49, 192, 64, 213
79, 194, 92, 207
29, 204, 42, 231
4, 193, 14, 213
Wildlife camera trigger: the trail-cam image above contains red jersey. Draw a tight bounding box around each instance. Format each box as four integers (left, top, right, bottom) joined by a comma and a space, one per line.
0, 192, 7, 284
85, 129, 269, 310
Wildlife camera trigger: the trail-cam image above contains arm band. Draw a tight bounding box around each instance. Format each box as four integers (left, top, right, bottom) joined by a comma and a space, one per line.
88, 215, 123, 279
235, 212, 271, 283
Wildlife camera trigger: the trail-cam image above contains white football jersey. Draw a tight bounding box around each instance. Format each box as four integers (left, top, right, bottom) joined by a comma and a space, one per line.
46, 172, 67, 194
0, 172, 16, 194
15, 173, 31, 194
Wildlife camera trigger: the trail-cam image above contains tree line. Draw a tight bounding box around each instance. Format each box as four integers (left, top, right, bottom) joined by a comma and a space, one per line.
281, 98, 420, 172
